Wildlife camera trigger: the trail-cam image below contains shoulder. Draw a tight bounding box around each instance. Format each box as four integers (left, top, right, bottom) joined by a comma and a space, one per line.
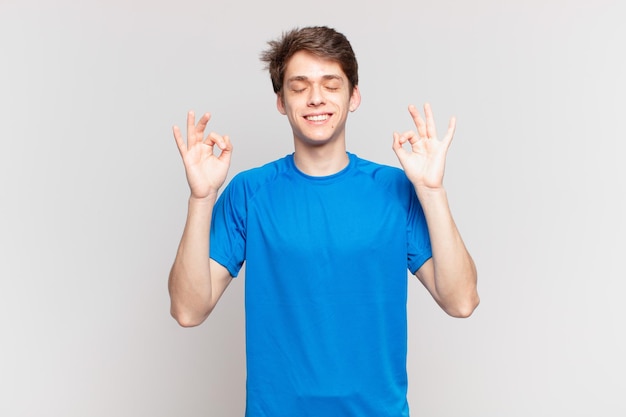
350, 153, 412, 190
223, 154, 293, 196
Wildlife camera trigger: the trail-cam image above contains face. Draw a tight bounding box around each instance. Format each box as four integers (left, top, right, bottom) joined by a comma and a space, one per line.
277, 50, 361, 147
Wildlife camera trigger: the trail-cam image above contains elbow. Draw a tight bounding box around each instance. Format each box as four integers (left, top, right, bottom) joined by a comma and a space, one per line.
441, 266, 480, 318
168, 272, 214, 328
170, 306, 210, 328
173, 315, 204, 328
446, 293, 480, 318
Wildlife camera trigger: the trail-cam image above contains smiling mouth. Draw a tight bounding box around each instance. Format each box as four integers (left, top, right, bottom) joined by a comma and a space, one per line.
305, 114, 330, 122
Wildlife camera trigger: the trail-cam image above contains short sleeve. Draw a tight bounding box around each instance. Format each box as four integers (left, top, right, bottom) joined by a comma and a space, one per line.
210, 176, 247, 277
405, 180, 432, 274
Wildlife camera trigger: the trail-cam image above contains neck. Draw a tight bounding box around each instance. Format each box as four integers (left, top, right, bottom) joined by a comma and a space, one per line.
293, 143, 349, 176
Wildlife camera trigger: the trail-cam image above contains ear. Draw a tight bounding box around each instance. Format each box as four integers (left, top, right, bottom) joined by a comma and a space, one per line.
349, 85, 361, 112
276, 93, 287, 115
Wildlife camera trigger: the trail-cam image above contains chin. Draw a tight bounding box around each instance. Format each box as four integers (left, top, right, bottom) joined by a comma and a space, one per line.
299, 136, 336, 147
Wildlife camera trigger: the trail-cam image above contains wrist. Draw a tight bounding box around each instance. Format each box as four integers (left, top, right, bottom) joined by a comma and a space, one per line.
188, 192, 218, 206
414, 184, 446, 196
414, 185, 449, 207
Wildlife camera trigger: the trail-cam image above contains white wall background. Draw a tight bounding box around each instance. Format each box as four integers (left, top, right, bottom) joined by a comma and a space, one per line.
1, 0, 624, 416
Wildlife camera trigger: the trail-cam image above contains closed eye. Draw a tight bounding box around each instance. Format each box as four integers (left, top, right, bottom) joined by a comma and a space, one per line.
289, 83, 308, 93
323, 79, 342, 91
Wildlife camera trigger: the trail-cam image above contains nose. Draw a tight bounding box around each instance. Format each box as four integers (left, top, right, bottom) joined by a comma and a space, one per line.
307, 85, 325, 106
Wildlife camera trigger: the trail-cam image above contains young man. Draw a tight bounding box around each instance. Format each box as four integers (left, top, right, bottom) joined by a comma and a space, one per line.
169, 26, 479, 417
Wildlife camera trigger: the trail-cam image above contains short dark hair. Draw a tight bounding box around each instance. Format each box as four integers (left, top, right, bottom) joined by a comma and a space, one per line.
260, 26, 359, 95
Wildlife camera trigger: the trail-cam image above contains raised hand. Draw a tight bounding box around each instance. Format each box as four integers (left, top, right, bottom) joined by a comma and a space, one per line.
173, 111, 233, 200
392, 103, 455, 191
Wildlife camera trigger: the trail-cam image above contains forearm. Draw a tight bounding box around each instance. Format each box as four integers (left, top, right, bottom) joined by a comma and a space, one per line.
416, 186, 479, 317
168, 195, 217, 326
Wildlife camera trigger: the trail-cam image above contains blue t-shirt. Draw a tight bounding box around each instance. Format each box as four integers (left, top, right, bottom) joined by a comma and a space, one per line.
210, 153, 432, 417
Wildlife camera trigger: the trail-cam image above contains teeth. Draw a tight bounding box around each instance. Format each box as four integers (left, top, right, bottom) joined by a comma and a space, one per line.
306, 114, 329, 121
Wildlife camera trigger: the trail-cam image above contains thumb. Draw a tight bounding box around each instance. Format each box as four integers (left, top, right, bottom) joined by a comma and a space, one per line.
217, 135, 233, 163
392, 132, 409, 165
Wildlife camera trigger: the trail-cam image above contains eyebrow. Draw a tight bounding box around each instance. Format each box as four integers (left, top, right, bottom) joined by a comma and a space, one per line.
286, 74, 344, 83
